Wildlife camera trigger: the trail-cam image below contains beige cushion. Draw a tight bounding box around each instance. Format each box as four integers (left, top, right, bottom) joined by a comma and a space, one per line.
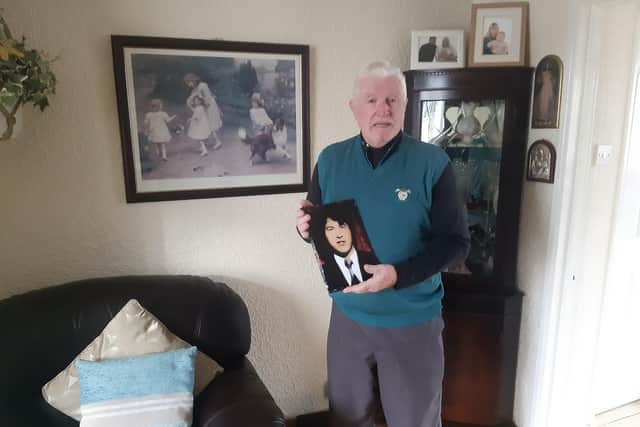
41, 299, 223, 421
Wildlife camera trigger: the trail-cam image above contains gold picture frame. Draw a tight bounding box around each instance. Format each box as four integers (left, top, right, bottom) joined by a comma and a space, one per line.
532, 54, 564, 128
469, 2, 529, 67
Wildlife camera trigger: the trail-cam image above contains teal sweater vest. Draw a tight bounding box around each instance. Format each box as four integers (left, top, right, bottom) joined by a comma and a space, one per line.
317, 133, 450, 327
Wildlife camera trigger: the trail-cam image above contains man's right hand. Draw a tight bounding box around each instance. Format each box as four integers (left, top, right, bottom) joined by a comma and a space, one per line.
296, 199, 313, 240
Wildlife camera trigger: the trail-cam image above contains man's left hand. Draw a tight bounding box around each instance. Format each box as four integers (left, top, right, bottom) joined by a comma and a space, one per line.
343, 264, 397, 294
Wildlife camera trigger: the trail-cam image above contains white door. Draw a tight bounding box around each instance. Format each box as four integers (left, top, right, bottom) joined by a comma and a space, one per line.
591, 2, 640, 419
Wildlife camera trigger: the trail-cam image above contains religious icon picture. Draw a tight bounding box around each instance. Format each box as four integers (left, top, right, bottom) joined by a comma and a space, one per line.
526, 139, 556, 183
532, 54, 564, 128
306, 199, 380, 293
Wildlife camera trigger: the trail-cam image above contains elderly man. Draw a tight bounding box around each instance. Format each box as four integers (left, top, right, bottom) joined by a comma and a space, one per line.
296, 61, 470, 427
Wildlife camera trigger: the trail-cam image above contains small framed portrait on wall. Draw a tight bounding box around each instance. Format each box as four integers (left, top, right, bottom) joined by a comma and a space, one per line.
410, 30, 465, 70
532, 55, 564, 128
526, 139, 556, 183
469, 2, 529, 67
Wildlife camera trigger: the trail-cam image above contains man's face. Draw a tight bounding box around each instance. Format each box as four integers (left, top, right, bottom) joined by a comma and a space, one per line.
324, 217, 353, 255
349, 76, 407, 148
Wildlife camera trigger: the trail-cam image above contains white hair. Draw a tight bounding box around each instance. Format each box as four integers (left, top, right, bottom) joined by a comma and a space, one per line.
351, 60, 407, 101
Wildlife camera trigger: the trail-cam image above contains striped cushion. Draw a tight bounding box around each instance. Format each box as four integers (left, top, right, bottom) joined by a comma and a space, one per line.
42, 299, 223, 421
76, 347, 196, 427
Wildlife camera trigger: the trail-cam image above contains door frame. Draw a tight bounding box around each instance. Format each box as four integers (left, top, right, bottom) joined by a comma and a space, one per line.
527, 0, 640, 426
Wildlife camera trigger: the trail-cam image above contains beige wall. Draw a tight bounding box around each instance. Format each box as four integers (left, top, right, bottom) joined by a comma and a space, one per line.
0, 0, 473, 417
510, 0, 570, 424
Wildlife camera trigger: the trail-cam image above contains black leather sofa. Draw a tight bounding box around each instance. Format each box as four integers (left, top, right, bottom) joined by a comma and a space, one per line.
0, 275, 285, 426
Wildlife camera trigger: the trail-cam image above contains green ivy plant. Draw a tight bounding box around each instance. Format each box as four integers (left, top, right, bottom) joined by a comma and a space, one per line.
0, 11, 57, 140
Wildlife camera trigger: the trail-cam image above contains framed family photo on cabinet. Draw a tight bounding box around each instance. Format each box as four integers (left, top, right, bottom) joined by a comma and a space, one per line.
469, 2, 529, 67
410, 30, 465, 70
111, 35, 310, 203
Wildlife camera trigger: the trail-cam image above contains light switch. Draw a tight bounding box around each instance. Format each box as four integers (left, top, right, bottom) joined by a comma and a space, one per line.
595, 145, 613, 165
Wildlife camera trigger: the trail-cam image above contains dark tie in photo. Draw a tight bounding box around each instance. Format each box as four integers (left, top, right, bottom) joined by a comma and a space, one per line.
344, 259, 361, 285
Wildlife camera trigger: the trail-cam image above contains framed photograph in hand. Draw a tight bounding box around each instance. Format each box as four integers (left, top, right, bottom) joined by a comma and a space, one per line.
307, 200, 380, 293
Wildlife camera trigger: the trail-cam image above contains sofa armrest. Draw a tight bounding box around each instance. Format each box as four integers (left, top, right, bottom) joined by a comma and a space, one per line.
194, 357, 285, 427
0, 395, 78, 427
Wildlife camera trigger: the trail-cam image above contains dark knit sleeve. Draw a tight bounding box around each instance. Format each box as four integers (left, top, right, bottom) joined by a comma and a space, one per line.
296, 165, 321, 242
306, 164, 322, 205
393, 163, 470, 289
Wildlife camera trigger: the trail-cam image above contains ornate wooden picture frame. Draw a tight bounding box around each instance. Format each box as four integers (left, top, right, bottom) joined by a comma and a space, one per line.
112, 35, 310, 203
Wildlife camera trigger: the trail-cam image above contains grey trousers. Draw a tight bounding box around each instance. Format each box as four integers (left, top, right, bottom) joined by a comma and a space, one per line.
327, 305, 444, 427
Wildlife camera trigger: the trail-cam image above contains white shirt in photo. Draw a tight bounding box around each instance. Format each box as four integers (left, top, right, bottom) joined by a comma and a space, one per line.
334, 249, 363, 285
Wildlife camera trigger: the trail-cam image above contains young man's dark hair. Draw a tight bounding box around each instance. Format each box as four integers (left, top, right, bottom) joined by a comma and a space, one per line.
309, 200, 356, 258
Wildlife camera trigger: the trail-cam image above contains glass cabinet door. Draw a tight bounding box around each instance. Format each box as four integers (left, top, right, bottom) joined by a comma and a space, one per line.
420, 99, 506, 277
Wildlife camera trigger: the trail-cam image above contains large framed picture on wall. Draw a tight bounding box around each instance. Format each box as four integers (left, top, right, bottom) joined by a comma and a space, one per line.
111, 35, 310, 203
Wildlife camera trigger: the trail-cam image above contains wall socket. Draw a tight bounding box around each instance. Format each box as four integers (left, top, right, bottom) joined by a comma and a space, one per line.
595, 145, 613, 165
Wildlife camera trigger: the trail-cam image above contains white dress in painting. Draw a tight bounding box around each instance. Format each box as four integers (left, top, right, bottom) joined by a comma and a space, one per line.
186, 82, 223, 132
187, 105, 211, 141
144, 111, 173, 143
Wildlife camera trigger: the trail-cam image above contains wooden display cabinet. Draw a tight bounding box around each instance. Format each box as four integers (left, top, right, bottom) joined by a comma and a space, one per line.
404, 67, 533, 427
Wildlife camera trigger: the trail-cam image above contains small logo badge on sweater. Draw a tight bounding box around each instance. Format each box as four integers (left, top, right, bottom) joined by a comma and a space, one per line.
395, 188, 411, 201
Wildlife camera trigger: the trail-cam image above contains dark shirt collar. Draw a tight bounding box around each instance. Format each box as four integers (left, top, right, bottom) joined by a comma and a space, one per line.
359, 131, 403, 168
